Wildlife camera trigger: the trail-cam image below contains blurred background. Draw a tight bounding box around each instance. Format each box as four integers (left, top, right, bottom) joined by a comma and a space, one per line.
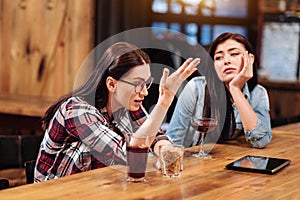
0, 0, 299, 187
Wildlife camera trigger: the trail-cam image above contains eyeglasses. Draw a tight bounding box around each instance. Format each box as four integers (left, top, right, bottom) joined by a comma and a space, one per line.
118, 77, 154, 93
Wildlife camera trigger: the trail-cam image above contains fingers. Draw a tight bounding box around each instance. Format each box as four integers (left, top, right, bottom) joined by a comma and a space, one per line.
243, 51, 254, 75
159, 58, 200, 96
163, 68, 170, 78
177, 58, 193, 73
159, 68, 169, 91
177, 58, 200, 78
243, 51, 254, 67
160, 68, 169, 85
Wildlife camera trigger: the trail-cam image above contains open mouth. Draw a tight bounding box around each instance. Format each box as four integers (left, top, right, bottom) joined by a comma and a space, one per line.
134, 99, 143, 105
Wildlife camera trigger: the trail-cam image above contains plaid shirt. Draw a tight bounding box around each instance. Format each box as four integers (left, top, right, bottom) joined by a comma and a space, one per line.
34, 97, 169, 182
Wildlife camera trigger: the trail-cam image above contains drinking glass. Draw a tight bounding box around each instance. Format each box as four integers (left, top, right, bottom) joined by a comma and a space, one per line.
190, 117, 218, 158
159, 144, 184, 178
125, 133, 152, 182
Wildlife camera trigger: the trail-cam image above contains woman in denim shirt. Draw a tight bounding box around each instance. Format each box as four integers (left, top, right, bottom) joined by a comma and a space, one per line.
166, 32, 272, 148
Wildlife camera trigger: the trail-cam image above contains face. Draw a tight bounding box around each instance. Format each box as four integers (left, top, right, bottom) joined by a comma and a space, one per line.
213, 39, 247, 84
111, 63, 151, 112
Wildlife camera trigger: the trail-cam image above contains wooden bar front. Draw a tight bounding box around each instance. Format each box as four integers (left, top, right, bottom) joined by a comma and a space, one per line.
0, 94, 56, 130
0, 123, 299, 199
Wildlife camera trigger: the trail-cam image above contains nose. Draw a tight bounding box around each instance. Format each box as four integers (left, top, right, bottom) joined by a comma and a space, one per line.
139, 85, 148, 96
224, 54, 230, 65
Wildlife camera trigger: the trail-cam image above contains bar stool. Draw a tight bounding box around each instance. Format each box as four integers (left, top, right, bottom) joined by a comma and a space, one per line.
24, 160, 36, 184
0, 178, 9, 190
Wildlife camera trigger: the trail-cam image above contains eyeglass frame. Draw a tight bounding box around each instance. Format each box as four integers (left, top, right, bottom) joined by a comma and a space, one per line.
118, 77, 154, 93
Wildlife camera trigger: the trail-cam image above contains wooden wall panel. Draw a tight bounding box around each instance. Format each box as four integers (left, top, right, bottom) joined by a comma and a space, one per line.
259, 80, 300, 126
0, 0, 2, 92
0, 0, 95, 98
0, 0, 12, 94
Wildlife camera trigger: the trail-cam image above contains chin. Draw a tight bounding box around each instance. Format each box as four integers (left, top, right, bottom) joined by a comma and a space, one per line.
222, 76, 235, 83
128, 105, 140, 112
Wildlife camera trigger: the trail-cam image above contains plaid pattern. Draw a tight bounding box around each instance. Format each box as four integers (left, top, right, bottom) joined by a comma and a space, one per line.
34, 97, 170, 182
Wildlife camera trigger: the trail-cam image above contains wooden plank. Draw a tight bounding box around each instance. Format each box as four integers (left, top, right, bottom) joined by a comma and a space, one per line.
272, 122, 300, 135
0, 124, 299, 199
0, 0, 2, 92
0, 94, 56, 117
0, 0, 13, 94
0, 0, 94, 98
259, 80, 300, 124
66, 0, 95, 90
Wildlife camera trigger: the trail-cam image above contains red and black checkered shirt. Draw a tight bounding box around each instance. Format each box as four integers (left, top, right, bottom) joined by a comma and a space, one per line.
34, 97, 169, 182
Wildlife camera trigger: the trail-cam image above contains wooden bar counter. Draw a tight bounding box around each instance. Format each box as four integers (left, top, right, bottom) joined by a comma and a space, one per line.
0, 94, 56, 130
0, 123, 299, 199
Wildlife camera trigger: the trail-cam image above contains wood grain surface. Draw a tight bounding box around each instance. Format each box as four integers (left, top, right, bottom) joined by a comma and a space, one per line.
0, 94, 56, 117
0, 123, 299, 199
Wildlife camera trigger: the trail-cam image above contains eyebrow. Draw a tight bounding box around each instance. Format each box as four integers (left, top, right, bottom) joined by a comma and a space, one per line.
131, 76, 151, 82
215, 47, 241, 55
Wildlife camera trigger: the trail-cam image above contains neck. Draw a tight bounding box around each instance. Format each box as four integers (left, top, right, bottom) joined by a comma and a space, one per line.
107, 93, 122, 119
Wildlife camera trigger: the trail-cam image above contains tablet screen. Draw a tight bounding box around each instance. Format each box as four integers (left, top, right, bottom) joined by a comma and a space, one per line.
226, 155, 291, 174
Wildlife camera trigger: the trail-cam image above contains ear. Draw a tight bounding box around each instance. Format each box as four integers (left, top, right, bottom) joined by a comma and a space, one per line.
106, 76, 117, 92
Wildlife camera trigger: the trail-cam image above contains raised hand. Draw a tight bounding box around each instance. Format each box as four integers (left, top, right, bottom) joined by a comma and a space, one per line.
228, 51, 254, 91
158, 58, 200, 109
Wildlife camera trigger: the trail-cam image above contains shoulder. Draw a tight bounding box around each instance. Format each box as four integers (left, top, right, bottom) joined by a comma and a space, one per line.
184, 76, 206, 92
62, 96, 102, 119
189, 76, 206, 85
248, 84, 270, 106
176, 76, 206, 106
251, 84, 268, 95
64, 97, 95, 110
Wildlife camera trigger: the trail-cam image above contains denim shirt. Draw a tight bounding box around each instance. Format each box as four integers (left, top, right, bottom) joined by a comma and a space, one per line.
166, 77, 272, 148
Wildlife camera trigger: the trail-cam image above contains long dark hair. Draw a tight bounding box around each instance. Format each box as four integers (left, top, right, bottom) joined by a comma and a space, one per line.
41, 42, 150, 131
208, 32, 258, 90
207, 32, 258, 141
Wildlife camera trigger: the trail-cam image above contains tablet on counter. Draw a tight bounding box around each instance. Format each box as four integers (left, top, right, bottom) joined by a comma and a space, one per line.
225, 155, 291, 174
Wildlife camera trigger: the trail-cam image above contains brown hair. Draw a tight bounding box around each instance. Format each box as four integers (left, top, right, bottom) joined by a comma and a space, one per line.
207, 32, 259, 141
41, 42, 150, 131
208, 32, 258, 91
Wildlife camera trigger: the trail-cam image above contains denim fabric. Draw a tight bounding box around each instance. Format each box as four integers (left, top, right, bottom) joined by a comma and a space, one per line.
166, 77, 272, 148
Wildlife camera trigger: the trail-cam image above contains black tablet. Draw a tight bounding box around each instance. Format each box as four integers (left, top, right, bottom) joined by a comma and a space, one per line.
225, 155, 291, 174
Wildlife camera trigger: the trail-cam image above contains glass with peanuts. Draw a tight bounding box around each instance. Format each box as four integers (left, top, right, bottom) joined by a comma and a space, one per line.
159, 144, 184, 178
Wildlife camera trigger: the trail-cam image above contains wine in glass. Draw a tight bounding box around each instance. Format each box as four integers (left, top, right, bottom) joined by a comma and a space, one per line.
191, 117, 218, 158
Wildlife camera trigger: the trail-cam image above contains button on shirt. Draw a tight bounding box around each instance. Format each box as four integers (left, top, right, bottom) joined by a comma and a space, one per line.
166, 77, 272, 148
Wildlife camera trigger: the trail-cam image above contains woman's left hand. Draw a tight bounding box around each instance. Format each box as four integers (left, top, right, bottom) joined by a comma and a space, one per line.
228, 51, 254, 90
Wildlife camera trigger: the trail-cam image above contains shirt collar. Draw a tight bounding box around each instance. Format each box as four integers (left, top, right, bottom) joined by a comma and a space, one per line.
242, 83, 250, 100
99, 107, 127, 122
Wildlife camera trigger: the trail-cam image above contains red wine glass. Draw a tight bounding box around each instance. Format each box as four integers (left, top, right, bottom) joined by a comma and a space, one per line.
191, 117, 218, 158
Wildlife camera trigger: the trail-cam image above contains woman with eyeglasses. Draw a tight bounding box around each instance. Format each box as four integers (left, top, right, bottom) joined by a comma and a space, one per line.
34, 42, 200, 182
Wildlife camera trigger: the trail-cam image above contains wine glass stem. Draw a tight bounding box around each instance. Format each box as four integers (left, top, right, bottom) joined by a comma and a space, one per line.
198, 132, 205, 157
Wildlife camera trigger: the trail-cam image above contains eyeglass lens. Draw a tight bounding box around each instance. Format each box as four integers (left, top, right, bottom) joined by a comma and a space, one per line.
136, 78, 153, 93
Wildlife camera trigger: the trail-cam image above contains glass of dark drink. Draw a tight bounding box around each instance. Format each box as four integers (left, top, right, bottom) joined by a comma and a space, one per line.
190, 117, 218, 158
126, 133, 152, 182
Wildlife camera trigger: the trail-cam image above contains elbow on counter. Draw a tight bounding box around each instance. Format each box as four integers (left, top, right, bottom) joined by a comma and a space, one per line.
246, 131, 273, 149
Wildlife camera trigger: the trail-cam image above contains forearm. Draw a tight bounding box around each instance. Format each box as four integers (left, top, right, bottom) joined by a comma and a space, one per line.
133, 103, 169, 146
134, 58, 199, 143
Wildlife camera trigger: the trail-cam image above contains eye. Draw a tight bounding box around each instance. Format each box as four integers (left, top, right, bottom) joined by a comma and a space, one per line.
132, 81, 142, 86
214, 56, 223, 61
231, 52, 240, 57
137, 82, 145, 87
